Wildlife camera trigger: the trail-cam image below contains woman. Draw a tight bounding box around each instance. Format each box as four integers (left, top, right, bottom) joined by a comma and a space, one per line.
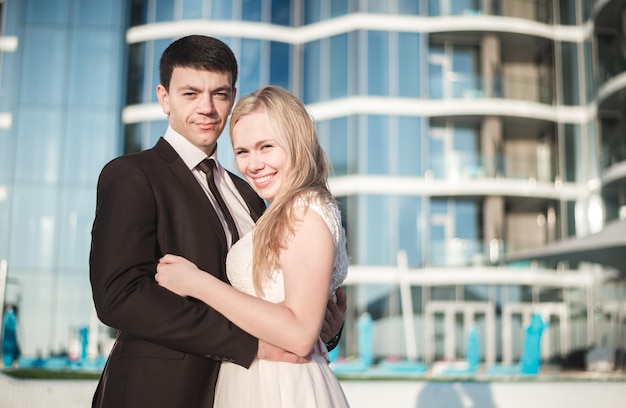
156, 85, 350, 407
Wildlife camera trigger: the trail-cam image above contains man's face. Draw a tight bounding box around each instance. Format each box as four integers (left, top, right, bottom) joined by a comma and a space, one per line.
157, 67, 236, 155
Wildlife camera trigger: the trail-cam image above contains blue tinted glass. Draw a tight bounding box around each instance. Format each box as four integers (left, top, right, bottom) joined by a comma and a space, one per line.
455, 200, 477, 239
73, 0, 125, 25
561, 42, 580, 105
453, 127, 479, 176
366, 115, 389, 174
327, 118, 349, 176
15, 108, 63, 183
398, 117, 422, 176
20, 28, 67, 105
152, 39, 171, 102
365, 195, 390, 265
367, 31, 389, 96
155, 0, 174, 22
331, 0, 350, 17
69, 30, 123, 107
305, 0, 321, 24
0, 128, 15, 183
239, 39, 262, 95
303, 41, 321, 103
399, 0, 421, 15
428, 0, 440, 16
59, 188, 97, 268
270, 42, 290, 90
242, 0, 262, 21
428, 45, 444, 98
398, 33, 421, 97
0, 52, 19, 110
65, 110, 119, 183
398, 196, 422, 266
452, 46, 478, 98
148, 120, 169, 150
10, 186, 58, 268
451, 0, 479, 15
271, 0, 291, 25
212, 0, 233, 19
330, 34, 349, 99
366, 0, 389, 13
26, 0, 69, 23
182, 0, 205, 19
428, 129, 444, 178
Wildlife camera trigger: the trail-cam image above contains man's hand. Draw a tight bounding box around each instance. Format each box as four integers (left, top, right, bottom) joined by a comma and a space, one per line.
320, 286, 346, 344
257, 340, 310, 363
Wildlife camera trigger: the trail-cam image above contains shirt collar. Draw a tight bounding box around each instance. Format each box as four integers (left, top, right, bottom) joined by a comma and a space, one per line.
163, 126, 222, 171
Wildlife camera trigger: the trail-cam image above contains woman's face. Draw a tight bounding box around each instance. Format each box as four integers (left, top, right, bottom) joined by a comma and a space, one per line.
231, 108, 288, 203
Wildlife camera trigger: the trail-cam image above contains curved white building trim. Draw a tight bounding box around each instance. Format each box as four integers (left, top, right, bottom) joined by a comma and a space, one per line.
597, 70, 626, 104
127, 13, 589, 45
122, 103, 166, 123
601, 161, 626, 186
0, 36, 18, 52
344, 265, 594, 287
328, 175, 587, 200
123, 97, 593, 125
308, 96, 594, 124
0, 113, 12, 129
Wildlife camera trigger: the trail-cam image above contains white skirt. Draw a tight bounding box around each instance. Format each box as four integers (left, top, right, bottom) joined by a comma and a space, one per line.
214, 340, 350, 407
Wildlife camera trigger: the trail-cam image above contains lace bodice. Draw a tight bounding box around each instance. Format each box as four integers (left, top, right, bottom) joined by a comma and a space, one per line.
226, 194, 348, 303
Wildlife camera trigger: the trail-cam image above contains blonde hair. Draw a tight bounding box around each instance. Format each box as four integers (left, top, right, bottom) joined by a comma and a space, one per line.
230, 85, 334, 296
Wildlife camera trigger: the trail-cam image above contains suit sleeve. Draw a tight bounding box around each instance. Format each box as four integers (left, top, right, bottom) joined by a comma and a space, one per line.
89, 157, 257, 367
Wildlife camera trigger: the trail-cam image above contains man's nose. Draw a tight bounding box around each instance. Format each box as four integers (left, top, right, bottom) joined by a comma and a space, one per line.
197, 94, 215, 114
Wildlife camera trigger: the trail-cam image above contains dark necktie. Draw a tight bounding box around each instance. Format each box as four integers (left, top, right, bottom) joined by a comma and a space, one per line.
197, 159, 240, 244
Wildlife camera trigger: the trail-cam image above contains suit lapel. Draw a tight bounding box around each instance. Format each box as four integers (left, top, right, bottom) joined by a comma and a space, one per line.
154, 138, 228, 247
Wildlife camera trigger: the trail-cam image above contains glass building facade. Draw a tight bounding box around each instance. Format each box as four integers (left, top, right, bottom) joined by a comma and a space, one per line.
1, 0, 625, 370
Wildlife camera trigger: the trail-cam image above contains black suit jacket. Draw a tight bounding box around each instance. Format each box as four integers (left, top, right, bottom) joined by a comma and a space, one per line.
90, 138, 266, 407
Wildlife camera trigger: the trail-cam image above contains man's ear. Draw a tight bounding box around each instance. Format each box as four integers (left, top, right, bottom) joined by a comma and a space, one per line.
156, 84, 170, 115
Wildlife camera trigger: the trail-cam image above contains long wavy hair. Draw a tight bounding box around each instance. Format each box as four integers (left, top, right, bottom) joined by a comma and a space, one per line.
229, 85, 333, 296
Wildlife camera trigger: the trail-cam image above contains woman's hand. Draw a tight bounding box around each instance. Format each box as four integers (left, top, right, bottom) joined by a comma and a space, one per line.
155, 254, 203, 297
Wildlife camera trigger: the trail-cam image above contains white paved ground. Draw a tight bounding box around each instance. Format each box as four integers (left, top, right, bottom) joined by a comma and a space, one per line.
1, 372, 625, 408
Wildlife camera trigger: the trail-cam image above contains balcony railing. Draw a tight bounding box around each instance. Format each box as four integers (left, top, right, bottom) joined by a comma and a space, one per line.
429, 72, 554, 104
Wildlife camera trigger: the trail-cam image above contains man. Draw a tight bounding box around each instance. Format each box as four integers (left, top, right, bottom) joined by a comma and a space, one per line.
90, 35, 345, 407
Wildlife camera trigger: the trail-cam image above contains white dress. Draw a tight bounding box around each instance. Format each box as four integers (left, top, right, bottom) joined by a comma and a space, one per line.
214, 194, 350, 407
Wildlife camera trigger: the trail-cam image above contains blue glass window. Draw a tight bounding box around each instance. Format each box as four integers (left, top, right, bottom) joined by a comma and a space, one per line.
561, 42, 580, 105
10, 186, 58, 268
367, 31, 389, 96
212, 0, 233, 19
271, 0, 291, 25
303, 41, 321, 103
20, 28, 67, 105
330, 34, 349, 99
182, 0, 205, 19
242, 0, 262, 22
270, 41, 290, 90
305, 0, 321, 24
59, 188, 97, 268
73, 0, 125, 25
155, 0, 174, 22
326, 117, 349, 176
330, 0, 350, 17
364, 195, 391, 265
65, 110, 119, 183
15, 108, 63, 184
239, 39, 262, 95
399, 196, 423, 266
69, 30, 123, 108
398, 117, 422, 176
366, 115, 389, 174
398, 33, 421, 97
26, 0, 69, 23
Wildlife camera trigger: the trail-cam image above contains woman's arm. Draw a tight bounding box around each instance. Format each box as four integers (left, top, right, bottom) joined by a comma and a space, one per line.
156, 207, 334, 357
